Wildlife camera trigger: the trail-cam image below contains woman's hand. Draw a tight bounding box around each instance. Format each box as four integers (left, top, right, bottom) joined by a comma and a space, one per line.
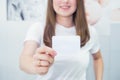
33, 46, 57, 75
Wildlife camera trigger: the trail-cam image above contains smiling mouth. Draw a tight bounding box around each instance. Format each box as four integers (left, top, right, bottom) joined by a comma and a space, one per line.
60, 6, 71, 9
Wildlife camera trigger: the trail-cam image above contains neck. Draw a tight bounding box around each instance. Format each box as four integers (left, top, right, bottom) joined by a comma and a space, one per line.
56, 15, 74, 28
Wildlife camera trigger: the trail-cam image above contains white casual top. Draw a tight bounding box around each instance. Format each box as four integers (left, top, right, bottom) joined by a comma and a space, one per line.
24, 22, 100, 80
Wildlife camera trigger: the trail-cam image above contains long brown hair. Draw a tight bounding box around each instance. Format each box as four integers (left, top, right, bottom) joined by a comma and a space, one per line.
43, 0, 90, 47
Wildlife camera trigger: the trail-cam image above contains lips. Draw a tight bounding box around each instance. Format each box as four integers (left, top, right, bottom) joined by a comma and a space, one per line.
60, 6, 71, 9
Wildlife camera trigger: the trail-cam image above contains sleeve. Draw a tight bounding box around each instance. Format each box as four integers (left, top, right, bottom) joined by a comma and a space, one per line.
24, 22, 43, 45
89, 27, 100, 54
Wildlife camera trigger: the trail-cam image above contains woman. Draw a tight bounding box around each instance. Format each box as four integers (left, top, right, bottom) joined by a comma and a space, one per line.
19, 0, 103, 80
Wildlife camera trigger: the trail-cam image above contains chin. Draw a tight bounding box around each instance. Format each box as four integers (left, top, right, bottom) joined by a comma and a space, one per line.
58, 12, 73, 17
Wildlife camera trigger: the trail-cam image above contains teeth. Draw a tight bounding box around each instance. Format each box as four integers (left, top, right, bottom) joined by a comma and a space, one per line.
60, 6, 70, 8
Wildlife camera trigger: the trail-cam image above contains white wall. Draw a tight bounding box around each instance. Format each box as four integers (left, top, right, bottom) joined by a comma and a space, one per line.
0, 22, 36, 80
0, 0, 6, 21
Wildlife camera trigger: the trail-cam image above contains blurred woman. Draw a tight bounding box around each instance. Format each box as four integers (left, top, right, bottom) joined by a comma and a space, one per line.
20, 0, 103, 80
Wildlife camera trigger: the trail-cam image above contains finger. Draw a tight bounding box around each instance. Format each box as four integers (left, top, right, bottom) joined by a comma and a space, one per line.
43, 46, 57, 57
36, 46, 57, 57
35, 66, 49, 75
36, 47, 46, 53
33, 53, 54, 64
33, 60, 50, 67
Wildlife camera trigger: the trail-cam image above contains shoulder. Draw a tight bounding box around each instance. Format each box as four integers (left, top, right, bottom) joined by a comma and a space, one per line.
88, 25, 98, 37
30, 22, 45, 30
88, 25, 99, 43
24, 22, 45, 44
28, 22, 45, 35
88, 25, 100, 54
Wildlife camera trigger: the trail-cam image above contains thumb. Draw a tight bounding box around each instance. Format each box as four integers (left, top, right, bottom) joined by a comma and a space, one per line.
44, 46, 57, 58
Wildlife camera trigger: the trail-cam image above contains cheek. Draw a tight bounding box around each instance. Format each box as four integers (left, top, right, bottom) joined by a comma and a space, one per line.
53, 0, 60, 11
53, 0, 61, 7
71, 1, 77, 11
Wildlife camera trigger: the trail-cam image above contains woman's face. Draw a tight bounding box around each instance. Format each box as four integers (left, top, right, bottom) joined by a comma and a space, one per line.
53, 0, 77, 17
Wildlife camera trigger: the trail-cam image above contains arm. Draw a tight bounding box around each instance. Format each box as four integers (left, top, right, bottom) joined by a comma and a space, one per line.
92, 50, 104, 80
19, 41, 39, 74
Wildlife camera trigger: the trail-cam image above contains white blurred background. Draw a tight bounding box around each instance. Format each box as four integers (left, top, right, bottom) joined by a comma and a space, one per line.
0, 0, 120, 80
7, 0, 47, 21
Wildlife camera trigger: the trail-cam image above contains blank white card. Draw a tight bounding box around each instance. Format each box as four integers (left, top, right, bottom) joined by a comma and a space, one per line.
52, 36, 81, 56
